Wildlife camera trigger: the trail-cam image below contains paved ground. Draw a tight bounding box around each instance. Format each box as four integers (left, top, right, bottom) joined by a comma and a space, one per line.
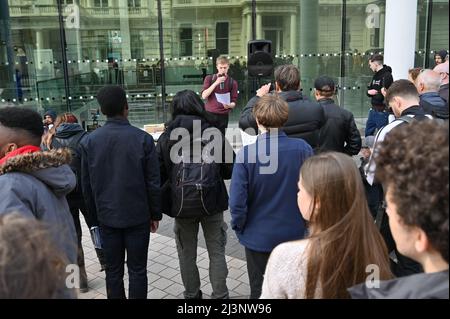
78, 126, 369, 299
78, 202, 249, 299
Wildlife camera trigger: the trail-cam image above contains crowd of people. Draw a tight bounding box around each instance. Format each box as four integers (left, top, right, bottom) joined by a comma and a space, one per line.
0, 52, 448, 299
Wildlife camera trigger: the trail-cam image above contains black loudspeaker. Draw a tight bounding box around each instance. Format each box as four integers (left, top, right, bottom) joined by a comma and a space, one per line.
247, 40, 274, 77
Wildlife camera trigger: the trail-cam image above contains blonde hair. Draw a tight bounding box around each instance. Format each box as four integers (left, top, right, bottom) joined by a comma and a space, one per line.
253, 95, 289, 129
216, 56, 230, 65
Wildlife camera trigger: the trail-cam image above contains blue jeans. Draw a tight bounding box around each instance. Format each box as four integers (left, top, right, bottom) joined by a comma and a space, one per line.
100, 221, 150, 299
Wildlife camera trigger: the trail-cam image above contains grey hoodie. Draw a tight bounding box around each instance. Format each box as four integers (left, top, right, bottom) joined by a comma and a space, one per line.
348, 270, 449, 299
0, 149, 78, 266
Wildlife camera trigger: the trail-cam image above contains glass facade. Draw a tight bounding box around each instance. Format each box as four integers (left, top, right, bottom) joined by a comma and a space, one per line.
0, 0, 448, 129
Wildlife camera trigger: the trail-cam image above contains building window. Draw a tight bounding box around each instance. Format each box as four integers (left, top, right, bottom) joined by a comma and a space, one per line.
128, 0, 141, 7
216, 22, 229, 55
180, 25, 193, 56
370, 28, 380, 48
94, 0, 108, 7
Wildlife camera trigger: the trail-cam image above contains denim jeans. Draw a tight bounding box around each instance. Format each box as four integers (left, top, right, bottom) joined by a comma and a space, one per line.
100, 221, 150, 299
174, 212, 229, 299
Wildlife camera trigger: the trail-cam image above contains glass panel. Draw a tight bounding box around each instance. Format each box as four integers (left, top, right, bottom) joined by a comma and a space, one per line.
0, 0, 66, 115
415, 0, 448, 69
62, 0, 162, 128
342, 0, 386, 125
415, 0, 429, 68
1, 0, 447, 132
164, 1, 248, 124
430, 0, 449, 67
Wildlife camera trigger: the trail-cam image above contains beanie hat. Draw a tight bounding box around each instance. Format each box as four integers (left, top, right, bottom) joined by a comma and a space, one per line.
435, 49, 448, 61
44, 110, 57, 121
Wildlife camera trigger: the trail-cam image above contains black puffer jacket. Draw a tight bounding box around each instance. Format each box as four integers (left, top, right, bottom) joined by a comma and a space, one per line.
367, 65, 393, 107
317, 98, 362, 155
156, 114, 235, 217
239, 91, 327, 150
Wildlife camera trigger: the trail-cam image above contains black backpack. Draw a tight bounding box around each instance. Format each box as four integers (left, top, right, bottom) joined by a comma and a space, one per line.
169, 138, 227, 218
53, 131, 87, 198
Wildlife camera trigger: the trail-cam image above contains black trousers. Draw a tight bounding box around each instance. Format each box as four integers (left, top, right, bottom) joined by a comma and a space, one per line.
206, 111, 229, 136
101, 221, 150, 299
69, 201, 93, 268
245, 248, 271, 299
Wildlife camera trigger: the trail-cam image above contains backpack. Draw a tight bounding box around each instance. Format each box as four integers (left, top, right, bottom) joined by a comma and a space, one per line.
209, 74, 234, 92
53, 131, 87, 198
169, 138, 227, 218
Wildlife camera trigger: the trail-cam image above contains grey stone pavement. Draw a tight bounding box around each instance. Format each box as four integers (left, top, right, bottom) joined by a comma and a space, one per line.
78, 208, 250, 300
78, 122, 368, 299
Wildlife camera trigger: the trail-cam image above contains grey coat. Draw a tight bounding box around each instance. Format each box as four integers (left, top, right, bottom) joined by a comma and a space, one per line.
0, 148, 78, 265
348, 270, 449, 299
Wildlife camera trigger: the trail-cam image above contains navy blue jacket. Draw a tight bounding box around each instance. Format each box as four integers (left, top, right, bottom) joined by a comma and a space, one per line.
365, 108, 389, 137
80, 117, 161, 228
420, 92, 449, 119
229, 131, 313, 252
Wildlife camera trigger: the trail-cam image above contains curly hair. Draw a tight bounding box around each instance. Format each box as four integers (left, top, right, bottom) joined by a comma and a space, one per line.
0, 213, 68, 298
375, 121, 449, 262
0, 107, 44, 141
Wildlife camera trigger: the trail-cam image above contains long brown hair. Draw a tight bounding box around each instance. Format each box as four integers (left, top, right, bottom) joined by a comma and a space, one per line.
300, 152, 392, 298
44, 112, 78, 150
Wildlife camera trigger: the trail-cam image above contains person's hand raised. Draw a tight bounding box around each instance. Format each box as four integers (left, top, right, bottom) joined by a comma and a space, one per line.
256, 83, 272, 97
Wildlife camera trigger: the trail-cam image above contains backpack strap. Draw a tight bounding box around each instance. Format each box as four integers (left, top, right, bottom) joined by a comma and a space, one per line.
398, 115, 414, 124
68, 131, 88, 150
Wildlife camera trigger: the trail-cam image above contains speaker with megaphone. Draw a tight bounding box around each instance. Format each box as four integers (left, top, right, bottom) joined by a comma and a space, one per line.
247, 40, 274, 77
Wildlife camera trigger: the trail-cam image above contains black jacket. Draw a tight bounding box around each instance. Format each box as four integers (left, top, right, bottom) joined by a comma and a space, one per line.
367, 65, 393, 107
80, 117, 161, 228
239, 91, 327, 150
156, 114, 234, 217
317, 98, 362, 155
349, 270, 449, 299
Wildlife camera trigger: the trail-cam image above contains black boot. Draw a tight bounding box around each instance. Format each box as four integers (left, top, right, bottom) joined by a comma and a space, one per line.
96, 248, 107, 272
79, 265, 89, 293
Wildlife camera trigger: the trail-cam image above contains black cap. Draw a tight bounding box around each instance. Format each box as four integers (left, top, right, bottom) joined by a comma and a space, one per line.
435, 49, 448, 60
314, 76, 336, 92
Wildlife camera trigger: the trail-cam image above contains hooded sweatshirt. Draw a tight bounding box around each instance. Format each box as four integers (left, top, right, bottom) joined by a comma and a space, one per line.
348, 270, 449, 299
0, 148, 78, 266
367, 65, 394, 107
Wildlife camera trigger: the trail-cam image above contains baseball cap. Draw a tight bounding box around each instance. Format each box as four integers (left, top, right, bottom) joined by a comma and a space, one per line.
314, 76, 336, 93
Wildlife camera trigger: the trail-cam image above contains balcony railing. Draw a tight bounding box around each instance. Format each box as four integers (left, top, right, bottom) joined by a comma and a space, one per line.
8, 5, 148, 18
173, 0, 240, 8
9, 5, 58, 17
